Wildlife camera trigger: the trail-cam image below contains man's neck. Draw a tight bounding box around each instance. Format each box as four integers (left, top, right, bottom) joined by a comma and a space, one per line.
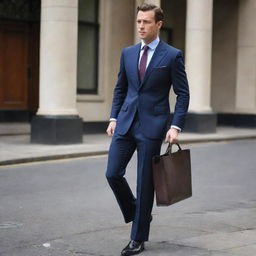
142, 36, 158, 45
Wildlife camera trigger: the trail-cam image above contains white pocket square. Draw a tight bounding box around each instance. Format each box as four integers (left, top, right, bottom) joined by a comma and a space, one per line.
154, 66, 167, 69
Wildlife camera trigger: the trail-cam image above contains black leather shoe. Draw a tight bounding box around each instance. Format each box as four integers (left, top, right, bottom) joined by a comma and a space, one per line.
121, 240, 144, 256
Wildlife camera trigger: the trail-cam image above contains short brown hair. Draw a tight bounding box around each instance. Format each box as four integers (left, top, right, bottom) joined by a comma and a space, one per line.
137, 3, 164, 22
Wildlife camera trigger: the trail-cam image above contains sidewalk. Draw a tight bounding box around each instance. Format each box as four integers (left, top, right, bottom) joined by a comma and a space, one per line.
1, 123, 256, 166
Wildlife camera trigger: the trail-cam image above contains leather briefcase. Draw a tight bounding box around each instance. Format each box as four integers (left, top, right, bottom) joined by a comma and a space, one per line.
152, 143, 192, 206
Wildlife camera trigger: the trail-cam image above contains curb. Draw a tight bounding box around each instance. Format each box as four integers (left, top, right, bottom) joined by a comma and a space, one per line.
0, 151, 108, 167
180, 135, 256, 144
1, 135, 255, 167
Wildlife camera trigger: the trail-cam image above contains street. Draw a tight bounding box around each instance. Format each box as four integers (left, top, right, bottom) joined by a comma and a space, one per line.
0, 140, 256, 256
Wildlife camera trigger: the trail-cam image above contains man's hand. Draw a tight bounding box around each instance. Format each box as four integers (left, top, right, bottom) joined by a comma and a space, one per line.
165, 127, 179, 144
106, 121, 116, 137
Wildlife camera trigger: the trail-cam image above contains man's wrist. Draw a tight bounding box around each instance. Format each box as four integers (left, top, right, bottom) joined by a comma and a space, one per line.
170, 125, 181, 132
109, 118, 117, 122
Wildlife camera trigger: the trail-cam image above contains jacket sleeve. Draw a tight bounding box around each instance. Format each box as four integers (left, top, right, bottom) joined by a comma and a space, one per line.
171, 51, 190, 130
109, 49, 128, 119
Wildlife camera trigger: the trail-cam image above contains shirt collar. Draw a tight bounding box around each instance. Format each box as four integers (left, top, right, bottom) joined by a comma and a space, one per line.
141, 37, 160, 50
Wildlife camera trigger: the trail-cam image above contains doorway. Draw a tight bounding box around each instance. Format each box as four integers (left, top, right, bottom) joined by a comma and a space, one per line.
0, 0, 40, 121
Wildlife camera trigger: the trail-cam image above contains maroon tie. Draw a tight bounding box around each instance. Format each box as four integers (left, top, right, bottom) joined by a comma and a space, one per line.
139, 45, 149, 81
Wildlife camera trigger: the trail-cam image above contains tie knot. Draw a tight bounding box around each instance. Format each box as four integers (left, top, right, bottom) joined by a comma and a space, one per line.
143, 45, 149, 51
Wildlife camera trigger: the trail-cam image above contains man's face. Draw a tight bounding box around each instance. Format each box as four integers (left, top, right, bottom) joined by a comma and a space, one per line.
137, 10, 162, 44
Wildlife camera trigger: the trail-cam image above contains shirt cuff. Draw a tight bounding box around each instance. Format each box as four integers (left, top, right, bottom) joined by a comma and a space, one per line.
171, 125, 181, 132
109, 118, 117, 122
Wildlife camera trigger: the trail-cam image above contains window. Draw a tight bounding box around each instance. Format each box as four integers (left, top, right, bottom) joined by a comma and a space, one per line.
0, 0, 40, 22
77, 0, 99, 94
160, 27, 172, 45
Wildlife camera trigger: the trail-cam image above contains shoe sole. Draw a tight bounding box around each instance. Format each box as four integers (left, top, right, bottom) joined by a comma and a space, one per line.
121, 245, 144, 256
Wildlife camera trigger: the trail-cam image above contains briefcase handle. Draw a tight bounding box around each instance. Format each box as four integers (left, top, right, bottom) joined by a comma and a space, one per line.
166, 143, 182, 154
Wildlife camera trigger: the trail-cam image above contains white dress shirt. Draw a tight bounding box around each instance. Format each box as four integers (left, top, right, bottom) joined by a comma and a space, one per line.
139, 37, 160, 69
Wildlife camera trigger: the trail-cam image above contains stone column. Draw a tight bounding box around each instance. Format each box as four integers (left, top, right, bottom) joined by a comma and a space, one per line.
236, 0, 256, 114
31, 0, 83, 144
144, 0, 161, 5
185, 0, 216, 133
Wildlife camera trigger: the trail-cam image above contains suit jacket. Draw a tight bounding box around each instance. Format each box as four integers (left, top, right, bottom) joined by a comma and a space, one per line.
110, 40, 190, 140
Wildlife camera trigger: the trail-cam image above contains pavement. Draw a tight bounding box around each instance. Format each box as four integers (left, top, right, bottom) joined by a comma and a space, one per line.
1, 122, 256, 166
0, 139, 256, 256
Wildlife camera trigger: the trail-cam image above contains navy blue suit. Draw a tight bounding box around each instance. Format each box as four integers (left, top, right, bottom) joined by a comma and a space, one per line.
106, 40, 189, 241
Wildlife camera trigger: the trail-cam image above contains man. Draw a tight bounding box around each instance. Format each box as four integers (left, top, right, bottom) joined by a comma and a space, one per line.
105, 3, 189, 256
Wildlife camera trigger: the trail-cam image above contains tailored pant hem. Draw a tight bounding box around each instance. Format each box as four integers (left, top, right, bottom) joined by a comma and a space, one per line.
124, 215, 135, 223
130, 234, 149, 242
125, 218, 134, 224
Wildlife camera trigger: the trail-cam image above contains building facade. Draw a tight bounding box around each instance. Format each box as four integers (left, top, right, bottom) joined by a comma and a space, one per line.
0, 0, 255, 144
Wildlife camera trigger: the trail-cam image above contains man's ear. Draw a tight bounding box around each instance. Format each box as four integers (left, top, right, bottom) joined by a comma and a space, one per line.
158, 20, 163, 29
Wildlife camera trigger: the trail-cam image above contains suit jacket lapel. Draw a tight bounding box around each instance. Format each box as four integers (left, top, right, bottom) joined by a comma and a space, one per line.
129, 43, 141, 86
140, 41, 167, 87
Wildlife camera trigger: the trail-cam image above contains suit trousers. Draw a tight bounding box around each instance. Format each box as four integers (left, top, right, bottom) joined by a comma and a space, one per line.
105, 112, 163, 241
